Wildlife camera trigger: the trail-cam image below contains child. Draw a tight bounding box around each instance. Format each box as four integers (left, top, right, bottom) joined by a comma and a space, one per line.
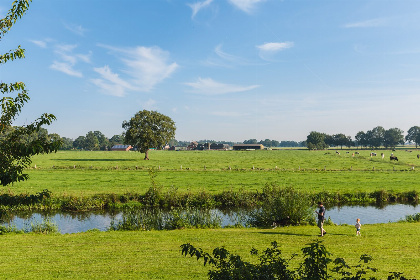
355, 218, 361, 236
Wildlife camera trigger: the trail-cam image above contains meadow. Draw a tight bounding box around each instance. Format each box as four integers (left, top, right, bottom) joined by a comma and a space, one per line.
1, 149, 419, 279
0, 223, 419, 279
7, 149, 420, 196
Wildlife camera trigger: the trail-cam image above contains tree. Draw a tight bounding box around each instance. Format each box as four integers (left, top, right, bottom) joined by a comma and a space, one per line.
306, 131, 328, 150
85, 131, 100, 151
0, 0, 61, 186
93, 130, 109, 150
244, 139, 258, 144
355, 131, 368, 148
383, 128, 404, 149
60, 137, 74, 150
122, 110, 176, 160
406, 126, 420, 148
332, 133, 350, 149
366, 126, 385, 149
73, 136, 86, 150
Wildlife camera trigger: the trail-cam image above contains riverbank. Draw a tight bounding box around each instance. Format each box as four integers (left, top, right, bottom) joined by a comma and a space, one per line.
0, 223, 418, 279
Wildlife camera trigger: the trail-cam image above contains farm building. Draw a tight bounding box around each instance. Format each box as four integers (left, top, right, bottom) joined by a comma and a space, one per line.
111, 145, 132, 151
233, 144, 264, 150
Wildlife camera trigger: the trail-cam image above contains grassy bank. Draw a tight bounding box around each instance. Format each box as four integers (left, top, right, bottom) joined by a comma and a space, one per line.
0, 223, 418, 279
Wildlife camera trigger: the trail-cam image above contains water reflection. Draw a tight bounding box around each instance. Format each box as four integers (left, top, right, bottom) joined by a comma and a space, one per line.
1, 204, 419, 234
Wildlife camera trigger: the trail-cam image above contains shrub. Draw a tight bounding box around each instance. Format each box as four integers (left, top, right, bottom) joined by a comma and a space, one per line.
181, 240, 412, 280
249, 186, 314, 227
26, 217, 59, 234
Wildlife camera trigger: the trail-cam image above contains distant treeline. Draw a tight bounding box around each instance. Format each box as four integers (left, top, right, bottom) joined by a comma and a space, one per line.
18, 125, 420, 151
20, 129, 307, 150
307, 125, 420, 150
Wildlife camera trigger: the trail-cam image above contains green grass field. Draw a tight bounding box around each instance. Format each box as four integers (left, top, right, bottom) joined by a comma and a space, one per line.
7, 149, 420, 196
0, 223, 419, 279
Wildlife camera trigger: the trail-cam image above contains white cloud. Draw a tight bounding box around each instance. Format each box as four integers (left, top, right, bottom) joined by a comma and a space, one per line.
257, 42, 294, 52
121, 46, 178, 91
204, 44, 253, 67
30, 40, 47, 48
50, 61, 83, 77
188, 0, 213, 18
344, 18, 387, 28
228, 0, 265, 13
64, 23, 87, 36
92, 65, 139, 97
257, 42, 293, 61
93, 45, 178, 96
49, 44, 91, 77
185, 77, 259, 95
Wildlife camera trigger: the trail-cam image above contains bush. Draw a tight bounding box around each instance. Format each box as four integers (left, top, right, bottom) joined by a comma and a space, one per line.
181, 240, 412, 280
249, 186, 314, 227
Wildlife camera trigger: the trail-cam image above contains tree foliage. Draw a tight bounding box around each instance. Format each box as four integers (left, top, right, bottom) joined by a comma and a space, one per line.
306, 131, 328, 150
122, 110, 176, 160
0, 0, 61, 186
405, 126, 420, 148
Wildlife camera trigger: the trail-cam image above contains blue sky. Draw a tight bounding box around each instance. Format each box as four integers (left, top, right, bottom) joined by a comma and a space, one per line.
2, 0, 420, 142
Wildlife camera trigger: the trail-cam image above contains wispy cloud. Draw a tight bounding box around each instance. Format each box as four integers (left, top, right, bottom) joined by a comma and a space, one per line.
257, 41, 293, 61
91, 65, 135, 97
49, 44, 91, 77
93, 45, 178, 96
50, 61, 83, 77
185, 77, 259, 95
30, 40, 48, 48
205, 44, 253, 67
64, 22, 87, 36
257, 42, 294, 52
344, 18, 387, 28
188, 0, 213, 18
228, 0, 265, 13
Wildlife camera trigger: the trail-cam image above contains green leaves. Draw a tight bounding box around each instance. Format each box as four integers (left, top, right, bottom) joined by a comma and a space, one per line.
122, 110, 176, 159
0, 0, 60, 186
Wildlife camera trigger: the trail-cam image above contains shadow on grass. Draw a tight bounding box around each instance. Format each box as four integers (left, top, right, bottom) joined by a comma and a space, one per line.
259, 231, 348, 237
56, 159, 136, 162
259, 231, 313, 237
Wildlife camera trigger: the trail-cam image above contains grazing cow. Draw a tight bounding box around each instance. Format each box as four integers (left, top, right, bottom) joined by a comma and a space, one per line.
381, 153, 384, 159
371, 152, 377, 156
417, 154, 420, 159
390, 156, 398, 161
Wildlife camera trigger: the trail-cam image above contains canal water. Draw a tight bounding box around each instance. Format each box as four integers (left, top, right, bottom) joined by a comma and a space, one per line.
2, 204, 419, 234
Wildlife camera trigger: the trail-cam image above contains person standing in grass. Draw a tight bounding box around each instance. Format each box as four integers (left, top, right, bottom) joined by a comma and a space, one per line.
355, 218, 362, 236
315, 201, 327, 236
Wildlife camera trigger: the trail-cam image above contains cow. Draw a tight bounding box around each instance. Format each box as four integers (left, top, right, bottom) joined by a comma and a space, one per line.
390, 156, 398, 161
417, 154, 420, 159
381, 153, 384, 159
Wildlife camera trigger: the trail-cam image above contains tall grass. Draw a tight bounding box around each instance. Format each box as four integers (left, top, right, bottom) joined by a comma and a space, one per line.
109, 207, 222, 231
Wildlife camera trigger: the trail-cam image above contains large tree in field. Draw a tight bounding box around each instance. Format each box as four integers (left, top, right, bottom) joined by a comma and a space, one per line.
122, 110, 176, 160
406, 126, 420, 148
366, 126, 385, 149
306, 131, 327, 150
383, 128, 404, 149
0, 0, 61, 186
